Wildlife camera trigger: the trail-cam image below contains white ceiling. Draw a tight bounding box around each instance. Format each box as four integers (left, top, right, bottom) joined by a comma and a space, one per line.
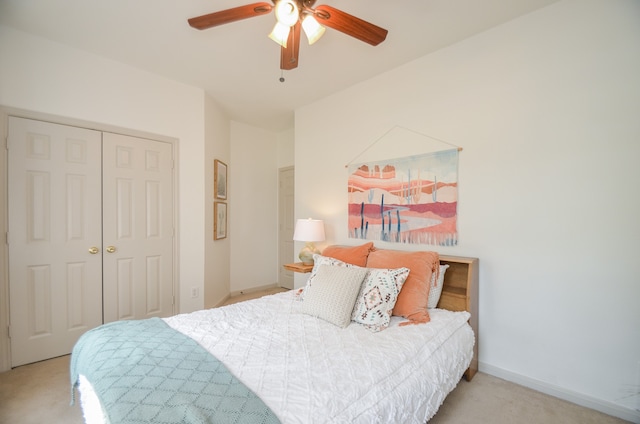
0, 0, 559, 131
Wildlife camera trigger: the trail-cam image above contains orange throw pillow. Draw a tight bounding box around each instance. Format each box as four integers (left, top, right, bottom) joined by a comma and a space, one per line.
366, 249, 439, 326
322, 242, 374, 267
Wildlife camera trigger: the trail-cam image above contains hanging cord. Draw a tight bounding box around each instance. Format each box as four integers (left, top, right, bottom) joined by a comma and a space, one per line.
345, 125, 462, 168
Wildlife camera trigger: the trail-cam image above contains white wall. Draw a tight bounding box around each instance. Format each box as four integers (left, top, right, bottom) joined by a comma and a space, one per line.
204, 95, 231, 308
229, 121, 279, 292
277, 128, 295, 168
0, 25, 221, 315
295, 0, 640, 421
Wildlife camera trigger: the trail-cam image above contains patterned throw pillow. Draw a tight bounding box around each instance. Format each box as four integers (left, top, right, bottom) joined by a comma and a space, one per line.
301, 265, 369, 328
427, 264, 450, 309
351, 267, 410, 332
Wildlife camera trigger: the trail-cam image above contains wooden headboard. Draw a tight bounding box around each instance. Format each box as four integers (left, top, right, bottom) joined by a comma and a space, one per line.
438, 255, 479, 381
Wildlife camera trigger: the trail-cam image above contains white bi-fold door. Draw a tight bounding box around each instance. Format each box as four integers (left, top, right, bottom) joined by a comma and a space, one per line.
101, 132, 174, 323
7, 117, 103, 367
8, 117, 174, 367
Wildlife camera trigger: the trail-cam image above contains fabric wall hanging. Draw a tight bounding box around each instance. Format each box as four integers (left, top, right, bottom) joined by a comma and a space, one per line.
346, 128, 459, 246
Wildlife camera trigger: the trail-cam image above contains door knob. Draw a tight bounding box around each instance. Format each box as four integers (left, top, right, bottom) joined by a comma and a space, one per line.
106, 246, 117, 253
88, 247, 99, 254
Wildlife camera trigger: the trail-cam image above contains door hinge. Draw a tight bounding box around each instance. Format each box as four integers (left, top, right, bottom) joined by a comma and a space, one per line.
7, 325, 11, 339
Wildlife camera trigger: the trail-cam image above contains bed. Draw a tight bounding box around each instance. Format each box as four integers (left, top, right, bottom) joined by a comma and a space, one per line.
71, 246, 479, 424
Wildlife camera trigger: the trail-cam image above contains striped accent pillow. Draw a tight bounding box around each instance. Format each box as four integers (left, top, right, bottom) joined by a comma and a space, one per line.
427, 264, 450, 309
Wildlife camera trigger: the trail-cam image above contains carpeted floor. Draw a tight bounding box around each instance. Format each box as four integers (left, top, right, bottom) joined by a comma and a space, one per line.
0, 289, 632, 424
0, 355, 83, 424
428, 372, 632, 424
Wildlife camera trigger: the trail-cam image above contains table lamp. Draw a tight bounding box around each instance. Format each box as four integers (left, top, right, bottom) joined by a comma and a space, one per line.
293, 218, 325, 265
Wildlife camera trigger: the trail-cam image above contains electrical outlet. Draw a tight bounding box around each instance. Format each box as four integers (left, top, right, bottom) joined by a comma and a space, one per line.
191, 287, 199, 298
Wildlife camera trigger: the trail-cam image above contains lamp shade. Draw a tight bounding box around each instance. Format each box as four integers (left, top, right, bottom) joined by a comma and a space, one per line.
301, 15, 325, 45
293, 218, 325, 242
269, 22, 291, 47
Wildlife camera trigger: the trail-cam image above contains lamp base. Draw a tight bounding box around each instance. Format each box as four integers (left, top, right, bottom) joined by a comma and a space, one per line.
299, 242, 320, 265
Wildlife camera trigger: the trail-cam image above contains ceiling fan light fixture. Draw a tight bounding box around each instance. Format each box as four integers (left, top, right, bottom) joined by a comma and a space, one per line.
274, 0, 299, 27
269, 22, 291, 48
188, 1, 388, 71
301, 15, 325, 45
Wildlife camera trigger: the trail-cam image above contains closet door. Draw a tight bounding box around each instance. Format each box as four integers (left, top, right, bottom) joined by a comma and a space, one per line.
102, 133, 174, 323
7, 117, 103, 367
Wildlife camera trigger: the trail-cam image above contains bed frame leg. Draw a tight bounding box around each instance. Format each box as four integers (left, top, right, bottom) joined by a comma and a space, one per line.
464, 366, 477, 382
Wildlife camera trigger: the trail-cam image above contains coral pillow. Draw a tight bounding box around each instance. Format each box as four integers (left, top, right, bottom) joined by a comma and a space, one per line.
322, 242, 374, 267
366, 249, 439, 326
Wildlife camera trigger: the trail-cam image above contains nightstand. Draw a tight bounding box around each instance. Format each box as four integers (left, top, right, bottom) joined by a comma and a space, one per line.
283, 262, 313, 273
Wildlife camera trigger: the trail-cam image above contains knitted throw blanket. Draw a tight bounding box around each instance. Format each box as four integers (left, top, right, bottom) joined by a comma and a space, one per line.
70, 317, 280, 424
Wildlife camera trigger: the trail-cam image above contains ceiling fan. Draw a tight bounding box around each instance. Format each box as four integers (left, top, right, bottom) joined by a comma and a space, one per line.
188, 1, 388, 70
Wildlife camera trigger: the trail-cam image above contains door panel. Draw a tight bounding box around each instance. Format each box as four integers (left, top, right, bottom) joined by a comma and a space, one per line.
102, 133, 174, 323
8, 117, 103, 367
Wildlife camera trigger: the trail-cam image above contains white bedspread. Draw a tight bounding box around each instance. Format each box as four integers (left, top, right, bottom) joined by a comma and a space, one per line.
162, 291, 474, 424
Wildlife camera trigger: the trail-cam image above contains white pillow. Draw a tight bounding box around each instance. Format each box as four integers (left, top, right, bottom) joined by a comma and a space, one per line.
301, 264, 368, 328
301, 254, 356, 299
351, 267, 410, 332
427, 264, 450, 309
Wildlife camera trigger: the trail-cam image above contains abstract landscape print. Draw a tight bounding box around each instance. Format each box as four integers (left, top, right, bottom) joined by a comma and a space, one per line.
348, 149, 458, 246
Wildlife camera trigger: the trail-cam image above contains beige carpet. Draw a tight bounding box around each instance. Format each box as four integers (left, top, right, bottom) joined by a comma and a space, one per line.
0, 290, 631, 423
429, 372, 631, 424
0, 355, 629, 424
0, 355, 84, 424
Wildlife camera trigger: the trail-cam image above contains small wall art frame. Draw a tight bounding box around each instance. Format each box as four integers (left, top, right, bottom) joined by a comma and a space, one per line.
214, 202, 227, 240
214, 159, 227, 200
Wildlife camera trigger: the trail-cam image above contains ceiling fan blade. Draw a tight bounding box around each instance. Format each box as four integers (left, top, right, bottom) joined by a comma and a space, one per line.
314, 5, 388, 46
281, 21, 301, 70
188, 2, 273, 30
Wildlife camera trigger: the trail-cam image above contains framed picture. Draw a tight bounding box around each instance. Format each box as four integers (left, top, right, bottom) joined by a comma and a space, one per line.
214, 159, 227, 200
214, 202, 227, 240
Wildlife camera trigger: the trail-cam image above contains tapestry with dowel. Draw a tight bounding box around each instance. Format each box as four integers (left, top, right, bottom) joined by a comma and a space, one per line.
347, 148, 458, 246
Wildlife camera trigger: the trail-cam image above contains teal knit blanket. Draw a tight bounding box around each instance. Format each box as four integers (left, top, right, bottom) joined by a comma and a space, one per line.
70, 317, 280, 424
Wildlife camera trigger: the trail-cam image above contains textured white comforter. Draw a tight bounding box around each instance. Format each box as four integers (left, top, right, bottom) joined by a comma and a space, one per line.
162, 291, 474, 424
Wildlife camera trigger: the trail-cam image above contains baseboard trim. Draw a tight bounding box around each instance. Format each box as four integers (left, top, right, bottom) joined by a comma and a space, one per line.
211, 294, 231, 309
229, 283, 280, 298
479, 362, 640, 423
